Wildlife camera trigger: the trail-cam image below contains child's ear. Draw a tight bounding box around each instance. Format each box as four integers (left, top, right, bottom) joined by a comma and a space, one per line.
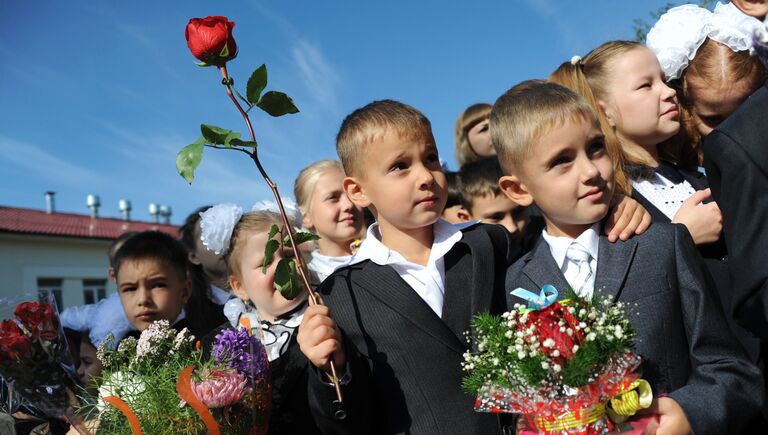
300, 207, 315, 231
342, 176, 371, 208
229, 275, 249, 301
499, 175, 534, 207
456, 208, 473, 222
181, 279, 193, 304
597, 100, 617, 128
187, 251, 201, 266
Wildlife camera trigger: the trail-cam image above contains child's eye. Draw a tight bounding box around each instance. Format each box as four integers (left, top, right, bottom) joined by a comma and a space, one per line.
151, 281, 168, 289
425, 153, 440, 165
120, 286, 136, 293
588, 140, 606, 157
637, 82, 651, 90
549, 155, 572, 168
389, 162, 408, 172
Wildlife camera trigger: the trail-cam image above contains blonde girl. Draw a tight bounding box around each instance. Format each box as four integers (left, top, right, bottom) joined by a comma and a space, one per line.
199, 204, 322, 435
549, 41, 722, 247
454, 103, 494, 167
294, 160, 363, 284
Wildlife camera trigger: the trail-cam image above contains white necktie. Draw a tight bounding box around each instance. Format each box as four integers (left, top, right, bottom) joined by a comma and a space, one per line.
566, 242, 594, 299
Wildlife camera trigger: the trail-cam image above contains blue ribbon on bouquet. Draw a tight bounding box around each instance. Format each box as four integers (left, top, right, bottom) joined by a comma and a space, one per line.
510, 284, 558, 309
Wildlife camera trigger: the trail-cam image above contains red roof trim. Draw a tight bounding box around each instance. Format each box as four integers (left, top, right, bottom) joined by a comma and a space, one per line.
0, 206, 178, 240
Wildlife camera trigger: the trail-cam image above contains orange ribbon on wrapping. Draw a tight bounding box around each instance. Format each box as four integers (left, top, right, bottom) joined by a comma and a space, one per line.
176, 364, 222, 435
102, 395, 142, 435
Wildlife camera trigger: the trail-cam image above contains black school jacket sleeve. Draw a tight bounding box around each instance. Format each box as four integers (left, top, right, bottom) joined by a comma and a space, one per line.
307, 223, 519, 435
704, 84, 768, 341
506, 223, 763, 435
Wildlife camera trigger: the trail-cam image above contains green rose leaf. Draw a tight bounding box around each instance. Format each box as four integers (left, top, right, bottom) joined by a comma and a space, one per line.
284, 231, 320, 247
256, 91, 299, 117
267, 224, 280, 240
262, 239, 280, 274
200, 124, 241, 146
229, 138, 258, 148
274, 258, 304, 300
246, 64, 268, 105
176, 137, 205, 184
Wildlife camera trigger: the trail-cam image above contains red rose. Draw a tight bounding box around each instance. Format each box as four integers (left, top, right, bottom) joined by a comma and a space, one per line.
14, 301, 59, 341
0, 320, 32, 363
523, 303, 585, 365
185, 16, 238, 66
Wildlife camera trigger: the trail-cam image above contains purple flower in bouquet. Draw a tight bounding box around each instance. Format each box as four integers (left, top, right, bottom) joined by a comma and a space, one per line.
213, 328, 267, 379
192, 369, 250, 408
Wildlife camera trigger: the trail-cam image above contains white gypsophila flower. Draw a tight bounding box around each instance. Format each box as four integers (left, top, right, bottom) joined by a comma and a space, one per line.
199, 203, 244, 255
542, 338, 555, 349
553, 364, 562, 373
97, 371, 145, 412
541, 361, 550, 370
587, 332, 597, 341
552, 350, 560, 358
517, 350, 526, 359
135, 320, 174, 361
572, 345, 580, 353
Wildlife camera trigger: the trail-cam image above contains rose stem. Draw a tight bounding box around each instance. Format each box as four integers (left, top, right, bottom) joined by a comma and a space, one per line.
218, 65, 344, 404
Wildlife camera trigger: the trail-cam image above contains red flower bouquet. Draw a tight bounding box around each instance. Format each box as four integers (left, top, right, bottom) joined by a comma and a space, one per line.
0, 293, 79, 420
463, 286, 653, 434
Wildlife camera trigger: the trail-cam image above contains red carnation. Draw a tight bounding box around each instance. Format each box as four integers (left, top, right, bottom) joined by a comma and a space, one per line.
185, 16, 238, 66
0, 320, 32, 363
14, 302, 59, 341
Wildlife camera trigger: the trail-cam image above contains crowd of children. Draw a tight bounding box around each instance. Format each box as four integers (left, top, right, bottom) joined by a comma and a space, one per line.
10, 2, 768, 434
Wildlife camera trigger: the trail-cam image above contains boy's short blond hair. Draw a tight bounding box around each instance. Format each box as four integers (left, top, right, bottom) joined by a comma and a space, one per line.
336, 99, 433, 176
490, 80, 599, 173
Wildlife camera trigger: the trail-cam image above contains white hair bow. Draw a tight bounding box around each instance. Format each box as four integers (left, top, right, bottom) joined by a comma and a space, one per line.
199, 203, 244, 255
647, 2, 763, 80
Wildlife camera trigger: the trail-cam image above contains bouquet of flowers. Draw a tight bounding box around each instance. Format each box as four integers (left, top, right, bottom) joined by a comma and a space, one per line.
92, 321, 270, 435
462, 286, 653, 435
0, 293, 80, 421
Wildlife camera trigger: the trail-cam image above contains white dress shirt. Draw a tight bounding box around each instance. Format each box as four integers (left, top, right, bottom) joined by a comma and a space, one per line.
348, 219, 464, 318
541, 222, 600, 298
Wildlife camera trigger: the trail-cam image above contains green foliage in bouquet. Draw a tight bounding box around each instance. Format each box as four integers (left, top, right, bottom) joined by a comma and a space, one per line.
462, 295, 636, 395
85, 321, 269, 435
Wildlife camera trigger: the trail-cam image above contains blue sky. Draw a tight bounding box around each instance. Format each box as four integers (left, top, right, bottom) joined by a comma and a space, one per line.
0, 0, 677, 224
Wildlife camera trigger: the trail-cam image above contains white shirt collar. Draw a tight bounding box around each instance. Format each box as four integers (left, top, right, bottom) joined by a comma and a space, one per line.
541, 222, 601, 268
350, 219, 464, 267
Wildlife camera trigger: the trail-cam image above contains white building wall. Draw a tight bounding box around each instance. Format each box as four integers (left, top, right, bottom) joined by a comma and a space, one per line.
0, 233, 115, 309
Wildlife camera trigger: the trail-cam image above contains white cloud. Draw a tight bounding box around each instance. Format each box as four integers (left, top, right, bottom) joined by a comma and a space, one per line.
0, 135, 104, 187
292, 39, 342, 109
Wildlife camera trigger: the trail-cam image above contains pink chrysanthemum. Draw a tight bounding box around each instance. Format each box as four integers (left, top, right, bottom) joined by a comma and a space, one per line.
192, 369, 251, 408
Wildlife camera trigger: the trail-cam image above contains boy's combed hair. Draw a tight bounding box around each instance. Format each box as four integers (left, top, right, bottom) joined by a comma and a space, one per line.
108, 231, 138, 268
336, 99, 433, 176
458, 157, 503, 211
226, 210, 286, 279
444, 171, 463, 209
294, 160, 343, 212
491, 80, 599, 173
113, 231, 189, 280
454, 103, 492, 167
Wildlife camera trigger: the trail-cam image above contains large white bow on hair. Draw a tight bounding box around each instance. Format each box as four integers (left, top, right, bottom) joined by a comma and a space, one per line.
647, 2, 763, 80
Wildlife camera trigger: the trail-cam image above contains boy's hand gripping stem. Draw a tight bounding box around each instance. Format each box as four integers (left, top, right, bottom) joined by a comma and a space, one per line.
217, 66, 346, 417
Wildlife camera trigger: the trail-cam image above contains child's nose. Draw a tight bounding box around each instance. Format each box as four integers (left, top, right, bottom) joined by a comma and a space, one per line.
417, 164, 436, 188
661, 82, 677, 101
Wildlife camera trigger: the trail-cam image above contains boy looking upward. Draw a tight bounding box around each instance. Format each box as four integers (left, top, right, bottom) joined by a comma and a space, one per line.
494, 81, 763, 435
298, 99, 653, 434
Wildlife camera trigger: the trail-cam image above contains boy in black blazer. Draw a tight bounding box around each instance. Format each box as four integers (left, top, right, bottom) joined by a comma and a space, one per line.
296, 100, 652, 435
704, 84, 768, 344
494, 80, 763, 435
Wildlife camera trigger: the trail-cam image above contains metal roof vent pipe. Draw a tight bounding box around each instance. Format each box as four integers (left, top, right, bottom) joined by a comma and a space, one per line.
119, 199, 132, 221
148, 203, 160, 223
86, 194, 100, 219
159, 204, 172, 225
44, 191, 55, 214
